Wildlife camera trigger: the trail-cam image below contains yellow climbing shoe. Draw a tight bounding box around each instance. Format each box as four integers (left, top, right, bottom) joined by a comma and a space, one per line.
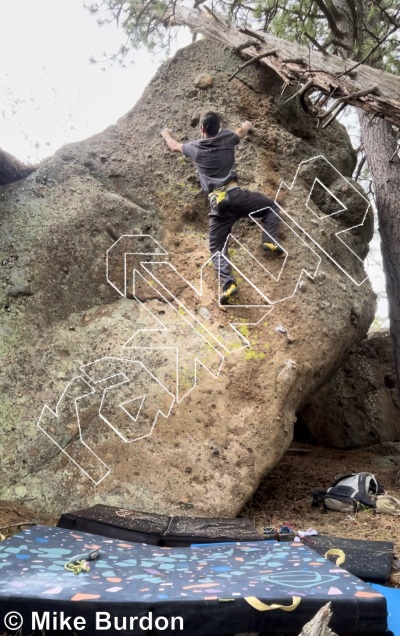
220, 282, 238, 305
262, 242, 284, 255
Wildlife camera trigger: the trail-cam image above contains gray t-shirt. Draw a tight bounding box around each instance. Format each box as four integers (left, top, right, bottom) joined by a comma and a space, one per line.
182, 129, 240, 193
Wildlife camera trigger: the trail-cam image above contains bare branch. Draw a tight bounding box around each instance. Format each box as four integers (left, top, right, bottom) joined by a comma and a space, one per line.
238, 26, 266, 43
321, 101, 347, 128
314, 91, 331, 108
282, 57, 306, 63
228, 49, 278, 81
304, 31, 328, 54
233, 39, 260, 53
203, 3, 223, 23
337, 25, 399, 78
115, 2, 123, 26
389, 129, 400, 162
318, 85, 380, 121
354, 154, 367, 180
285, 77, 315, 103
0, 521, 37, 531
325, 37, 351, 50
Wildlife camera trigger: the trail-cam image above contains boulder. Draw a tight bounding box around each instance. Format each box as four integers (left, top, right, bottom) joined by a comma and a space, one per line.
297, 330, 400, 448
0, 147, 36, 185
0, 40, 376, 516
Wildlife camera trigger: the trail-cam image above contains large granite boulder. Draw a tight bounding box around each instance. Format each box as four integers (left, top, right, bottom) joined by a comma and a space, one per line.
0, 39, 375, 515
297, 330, 400, 448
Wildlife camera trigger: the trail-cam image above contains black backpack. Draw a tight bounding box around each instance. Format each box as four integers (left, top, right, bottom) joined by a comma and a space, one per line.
312, 472, 384, 512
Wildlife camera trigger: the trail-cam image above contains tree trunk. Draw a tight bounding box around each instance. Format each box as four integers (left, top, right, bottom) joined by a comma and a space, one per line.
359, 112, 400, 389
168, 5, 400, 125
326, 0, 400, 394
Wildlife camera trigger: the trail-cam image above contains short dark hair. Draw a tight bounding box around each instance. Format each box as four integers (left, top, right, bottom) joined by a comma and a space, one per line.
201, 111, 221, 137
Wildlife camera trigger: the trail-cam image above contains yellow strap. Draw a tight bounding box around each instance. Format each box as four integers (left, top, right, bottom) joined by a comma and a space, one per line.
244, 596, 301, 612
325, 548, 346, 566
0, 533, 5, 542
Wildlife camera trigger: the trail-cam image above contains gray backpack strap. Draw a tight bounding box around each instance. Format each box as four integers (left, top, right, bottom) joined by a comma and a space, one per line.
313, 472, 382, 512
356, 472, 378, 508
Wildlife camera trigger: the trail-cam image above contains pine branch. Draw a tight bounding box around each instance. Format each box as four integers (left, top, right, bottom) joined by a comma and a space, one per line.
312, 0, 343, 38
337, 25, 399, 78
371, 0, 400, 29
325, 37, 351, 50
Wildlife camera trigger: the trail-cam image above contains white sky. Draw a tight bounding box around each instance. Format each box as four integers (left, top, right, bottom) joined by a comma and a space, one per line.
0, 0, 163, 163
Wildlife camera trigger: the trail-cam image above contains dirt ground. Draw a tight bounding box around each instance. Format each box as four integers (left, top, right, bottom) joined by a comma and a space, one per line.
1, 442, 400, 581
242, 442, 400, 587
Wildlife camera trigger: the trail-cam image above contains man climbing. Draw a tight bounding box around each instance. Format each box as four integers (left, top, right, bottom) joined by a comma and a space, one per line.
161, 111, 283, 304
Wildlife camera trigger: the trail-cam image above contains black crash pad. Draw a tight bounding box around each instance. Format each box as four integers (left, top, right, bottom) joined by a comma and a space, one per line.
57, 504, 263, 545
303, 534, 394, 583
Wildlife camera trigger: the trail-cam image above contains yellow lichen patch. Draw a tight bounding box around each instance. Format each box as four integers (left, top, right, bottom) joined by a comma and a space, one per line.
245, 349, 266, 361
237, 324, 250, 339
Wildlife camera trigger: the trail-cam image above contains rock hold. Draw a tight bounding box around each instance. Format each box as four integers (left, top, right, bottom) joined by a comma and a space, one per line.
194, 72, 213, 89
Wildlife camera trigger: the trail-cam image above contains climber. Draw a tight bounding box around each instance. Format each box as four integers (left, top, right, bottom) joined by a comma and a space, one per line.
161, 111, 283, 305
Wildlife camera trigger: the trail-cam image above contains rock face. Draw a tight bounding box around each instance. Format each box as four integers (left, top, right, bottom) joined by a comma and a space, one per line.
0, 147, 36, 185
0, 40, 376, 516
297, 330, 400, 448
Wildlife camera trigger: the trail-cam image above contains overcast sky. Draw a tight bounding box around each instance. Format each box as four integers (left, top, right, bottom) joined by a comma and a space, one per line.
0, 0, 163, 163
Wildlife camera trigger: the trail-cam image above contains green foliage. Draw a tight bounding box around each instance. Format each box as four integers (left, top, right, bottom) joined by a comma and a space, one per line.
262, 0, 400, 74
86, 0, 177, 55
87, 0, 399, 75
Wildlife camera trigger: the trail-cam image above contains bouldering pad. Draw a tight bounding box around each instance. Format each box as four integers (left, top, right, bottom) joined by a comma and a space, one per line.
371, 584, 400, 636
0, 525, 388, 635
304, 535, 393, 583
57, 503, 263, 545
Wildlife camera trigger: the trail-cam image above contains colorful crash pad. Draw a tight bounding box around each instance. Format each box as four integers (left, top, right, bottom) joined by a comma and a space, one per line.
0, 526, 387, 635
57, 504, 264, 545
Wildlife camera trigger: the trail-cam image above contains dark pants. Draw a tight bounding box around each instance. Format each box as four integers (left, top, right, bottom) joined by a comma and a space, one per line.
208, 188, 280, 288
